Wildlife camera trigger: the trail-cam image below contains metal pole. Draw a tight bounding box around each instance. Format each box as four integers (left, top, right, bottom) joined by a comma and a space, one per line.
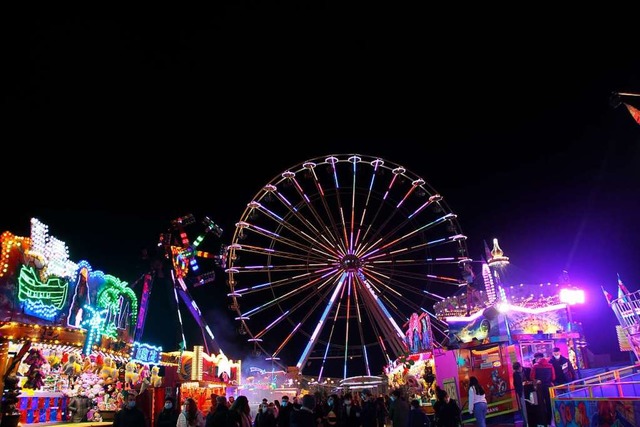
567, 304, 581, 379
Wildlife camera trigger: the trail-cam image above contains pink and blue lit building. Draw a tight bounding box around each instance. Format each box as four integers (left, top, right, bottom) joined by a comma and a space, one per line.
431, 239, 588, 424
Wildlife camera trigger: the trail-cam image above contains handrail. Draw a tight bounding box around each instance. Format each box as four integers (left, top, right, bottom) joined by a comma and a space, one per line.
550, 362, 640, 399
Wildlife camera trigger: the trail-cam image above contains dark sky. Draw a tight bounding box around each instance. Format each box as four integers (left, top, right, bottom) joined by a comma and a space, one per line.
3, 15, 640, 375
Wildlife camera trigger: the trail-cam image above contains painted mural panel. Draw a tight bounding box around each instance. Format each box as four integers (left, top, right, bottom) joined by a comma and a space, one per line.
553, 399, 639, 427
507, 309, 569, 335
447, 310, 508, 346
456, 344, 516, 420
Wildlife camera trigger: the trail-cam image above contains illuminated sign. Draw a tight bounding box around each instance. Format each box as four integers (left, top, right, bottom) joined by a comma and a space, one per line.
29, 218, 78, 279
131, 342, 162, 365
18, 265, 69, 320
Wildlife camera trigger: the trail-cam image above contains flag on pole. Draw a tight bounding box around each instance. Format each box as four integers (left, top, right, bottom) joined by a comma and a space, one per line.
617, 286, 628, 303
617, 274, 630, 303
618, 273, 631, 295
601, 286, 613, 306
483, 240, 492, 262
624, 103, 640, 125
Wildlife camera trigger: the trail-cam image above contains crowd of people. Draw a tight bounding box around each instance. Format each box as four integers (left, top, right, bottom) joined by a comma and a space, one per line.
512, 346, 577, 427
107, 386, 466, 427
109, 347, 578, 427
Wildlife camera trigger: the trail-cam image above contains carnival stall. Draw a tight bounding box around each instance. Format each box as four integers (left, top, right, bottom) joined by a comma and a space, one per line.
432, 239, 586, 425
0, 218, 146, 425
158, 345, 241, 412
385, 311, 438, 415
237, 363, 300, 406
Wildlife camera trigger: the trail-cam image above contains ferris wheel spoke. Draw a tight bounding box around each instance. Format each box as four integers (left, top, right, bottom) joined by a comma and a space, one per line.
238, 271, 342, 318
359, 296, 395, 365
355, 278, 407, 357
346, 155, 369, 256
351, 157, 384, 251
296, 272, 348, 372
250, 192, 348, 258
357, 214, 462, 260
288, 168, 350, 253
354, 221, 447, 262
293, 161, 355, 255
231, 266, 342, 298
352, 163, 408, 248
360, 193, 444, 254
364, 254, 466, 270
241, 221, 340, 261
364, 264, 465, 287
324, 157, 352, 255
251, 274, 340, 341
231, 243, 330, 265
358, 272, 436, 320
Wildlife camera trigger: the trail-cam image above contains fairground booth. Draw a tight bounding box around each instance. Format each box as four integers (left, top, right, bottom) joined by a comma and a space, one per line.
432, 239, 586, 425
384, 311, 438, 415
0, 218, 143, 425
159, 345, 241, 413
0, 217, 243, 426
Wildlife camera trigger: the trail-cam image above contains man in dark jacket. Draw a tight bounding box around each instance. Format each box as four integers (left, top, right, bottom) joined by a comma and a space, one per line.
550, 347, 577, 385
338, 392, 361, 427
407, 399, 430, 427
156, 396, 179, 427
205, 395, 228, 427
112, 390, 146, 427
290, 394, 317, 427
279, 395, 294, 427
388, 389, 410, 427
512, 362, 529, 427
359, 389, 377, 427
530, 352, 556, 427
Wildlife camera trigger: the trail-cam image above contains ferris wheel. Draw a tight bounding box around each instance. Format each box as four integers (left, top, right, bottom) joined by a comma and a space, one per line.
225, 154, 471, 380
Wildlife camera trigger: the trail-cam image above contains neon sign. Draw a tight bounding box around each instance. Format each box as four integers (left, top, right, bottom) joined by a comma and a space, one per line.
131, 342, 162, 365
18, 265, 69, 320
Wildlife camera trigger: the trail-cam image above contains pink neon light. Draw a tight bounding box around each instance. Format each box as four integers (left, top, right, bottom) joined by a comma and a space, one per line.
559, 288, 585, 305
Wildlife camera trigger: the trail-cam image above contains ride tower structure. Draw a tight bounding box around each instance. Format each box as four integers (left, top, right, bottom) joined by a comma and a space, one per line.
136, 214, 227, 355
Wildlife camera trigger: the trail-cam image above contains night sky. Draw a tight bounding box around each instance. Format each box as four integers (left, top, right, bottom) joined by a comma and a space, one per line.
4, 16, 640, 374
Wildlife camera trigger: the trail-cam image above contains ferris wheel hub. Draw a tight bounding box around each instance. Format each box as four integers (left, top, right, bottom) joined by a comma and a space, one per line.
340, 254, 362, 271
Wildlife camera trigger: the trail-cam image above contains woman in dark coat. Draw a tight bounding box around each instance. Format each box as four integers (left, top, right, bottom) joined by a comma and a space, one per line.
432, 388, 461, 427
156, 396, 179, 427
